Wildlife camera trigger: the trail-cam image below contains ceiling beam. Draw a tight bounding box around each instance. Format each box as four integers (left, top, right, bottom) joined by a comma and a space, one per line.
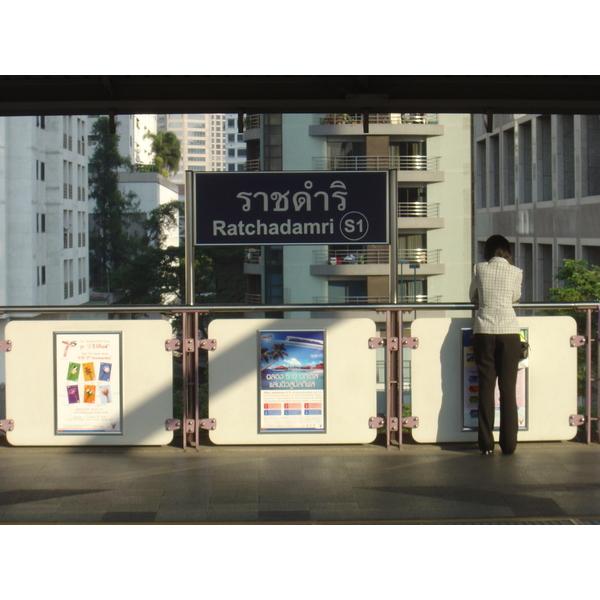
1, 75, 600, 116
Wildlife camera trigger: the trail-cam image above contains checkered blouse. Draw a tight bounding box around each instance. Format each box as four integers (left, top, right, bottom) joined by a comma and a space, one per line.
469, 257, 523, 334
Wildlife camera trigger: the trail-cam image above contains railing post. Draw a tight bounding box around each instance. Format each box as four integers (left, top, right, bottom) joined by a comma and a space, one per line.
385, 309, 402, 450
597, 304, 600, 444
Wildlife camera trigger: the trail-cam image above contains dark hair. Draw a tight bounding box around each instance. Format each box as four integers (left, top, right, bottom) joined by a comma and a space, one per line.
484, 234, 512, 262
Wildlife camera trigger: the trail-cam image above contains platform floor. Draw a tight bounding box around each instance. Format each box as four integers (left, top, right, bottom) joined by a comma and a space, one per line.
1, 435, 600, 525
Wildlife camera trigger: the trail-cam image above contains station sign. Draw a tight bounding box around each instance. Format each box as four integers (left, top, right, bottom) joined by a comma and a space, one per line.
194, 171, 388, 245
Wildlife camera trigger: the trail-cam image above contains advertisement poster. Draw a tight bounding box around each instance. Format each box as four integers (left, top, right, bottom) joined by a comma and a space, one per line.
54, 331, 122, 434
259, 330, 325, 433
461, 328, 528, 431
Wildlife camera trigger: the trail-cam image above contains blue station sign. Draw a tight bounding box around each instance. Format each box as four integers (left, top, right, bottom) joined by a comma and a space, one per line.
194, 171, 389, 246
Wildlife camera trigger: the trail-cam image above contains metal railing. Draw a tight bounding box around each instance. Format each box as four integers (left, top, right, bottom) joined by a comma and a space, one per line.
398, 248, 440, 264
313, 295, 390, 304
244, 159, 261, 171
244, 114, 261, 130
314, 295, 442, 304
1, 301, 598, 449
313, 155, 441, 171
316, 113, 439, 125
311, 248, 441, 265
245, 248, 261, 264
398, 202, 440, 218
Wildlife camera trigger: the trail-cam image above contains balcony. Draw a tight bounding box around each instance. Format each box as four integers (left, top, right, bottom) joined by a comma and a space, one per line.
398, 201, 444, 230
310, 248, 444, 277
313, 156, 445, 182
243, 248, 262, 275
309, 113, 444, 138
244, 159, 261, 171
313, 294, 441, 304
318, 113, 439, 125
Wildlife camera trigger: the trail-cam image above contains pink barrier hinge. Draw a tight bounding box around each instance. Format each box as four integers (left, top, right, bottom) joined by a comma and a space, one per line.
0, 419, 15, 433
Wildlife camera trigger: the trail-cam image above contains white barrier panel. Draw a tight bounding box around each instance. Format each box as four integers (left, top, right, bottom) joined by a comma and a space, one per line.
5, 320, 174, 446
411, 316, 578, 443
208, 318, 377, 444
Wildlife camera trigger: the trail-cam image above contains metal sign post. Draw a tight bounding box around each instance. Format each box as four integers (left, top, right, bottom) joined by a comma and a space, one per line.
184, 170, 195, 306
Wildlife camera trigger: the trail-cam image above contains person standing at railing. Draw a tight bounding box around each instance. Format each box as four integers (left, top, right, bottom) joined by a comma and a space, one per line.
469, 235, 523, 456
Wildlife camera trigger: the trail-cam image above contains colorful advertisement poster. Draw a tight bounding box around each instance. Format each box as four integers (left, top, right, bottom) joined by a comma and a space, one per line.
461, 328, 528, 431
54, 332, 122, 434
259, 330, 325, 433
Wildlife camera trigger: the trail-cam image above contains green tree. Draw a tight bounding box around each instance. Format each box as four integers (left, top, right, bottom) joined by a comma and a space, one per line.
88, 117, 139, 289
145, 130, 181, 177
547, 259, 600, 304
547, 259, 600, 400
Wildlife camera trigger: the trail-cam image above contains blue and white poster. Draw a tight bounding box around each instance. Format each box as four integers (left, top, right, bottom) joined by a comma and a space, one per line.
259, 330, 325, 433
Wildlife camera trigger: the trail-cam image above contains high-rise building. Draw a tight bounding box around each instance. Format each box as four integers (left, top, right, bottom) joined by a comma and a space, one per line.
0, 115, 90, 307
158, 114, 227, 183
242, 113, 473, 321
473, 114, 600, 301
115, 114, 157, 167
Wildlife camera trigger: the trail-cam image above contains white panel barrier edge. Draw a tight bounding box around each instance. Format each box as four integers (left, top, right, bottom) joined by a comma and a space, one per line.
410, 316, 578, 443
5, 320, 174, 446
208, 318, 377, 444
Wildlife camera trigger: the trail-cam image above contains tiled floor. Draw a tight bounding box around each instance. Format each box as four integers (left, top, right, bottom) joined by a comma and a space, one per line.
1, 436, 600, 524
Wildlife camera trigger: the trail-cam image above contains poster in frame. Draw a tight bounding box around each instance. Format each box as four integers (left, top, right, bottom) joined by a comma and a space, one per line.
54, 331, 123, 435
258, 329, 326, 434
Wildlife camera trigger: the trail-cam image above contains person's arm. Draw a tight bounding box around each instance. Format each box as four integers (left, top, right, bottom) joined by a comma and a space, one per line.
469, 265, 479, 303
512, 269, 523, 303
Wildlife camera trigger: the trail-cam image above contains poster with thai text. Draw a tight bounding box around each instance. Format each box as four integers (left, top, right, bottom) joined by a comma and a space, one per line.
54, 331, 122, 434
461, 328, 528, 431
259, 330, 325, 433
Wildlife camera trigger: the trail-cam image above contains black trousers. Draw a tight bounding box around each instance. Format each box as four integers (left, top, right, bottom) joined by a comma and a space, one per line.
473, 333, 521, 454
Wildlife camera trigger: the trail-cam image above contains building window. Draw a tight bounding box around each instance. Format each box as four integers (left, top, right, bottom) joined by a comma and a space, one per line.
519, 121, 533, 204
476, 140, 486, 208
582, 245, 600, 268
503, 128, 515, 206
537, 116, 552, 202
36, 160, 46, 181
519, 243, 533, 301
490, 135, 500, 207
64, 260, 74, 299
537, 243, 553, 300
558, 115, 575, 200
584, 115, 600, 196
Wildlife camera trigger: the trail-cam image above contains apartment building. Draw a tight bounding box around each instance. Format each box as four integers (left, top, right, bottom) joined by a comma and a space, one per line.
242, 113, 473, 322
0, 115, 90, 307
473, 114, 600, 301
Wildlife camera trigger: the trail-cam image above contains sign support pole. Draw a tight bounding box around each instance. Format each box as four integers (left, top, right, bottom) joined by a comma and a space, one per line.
184, 170, 195, 306
388, 169, 398, 304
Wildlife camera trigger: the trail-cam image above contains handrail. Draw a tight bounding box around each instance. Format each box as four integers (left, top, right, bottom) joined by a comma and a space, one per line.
316, 113, 439, 125
311, 248, 441, 265
398, 201, 440, 218
2, 302, 597, 447
1, 302, 599, 314
313, 155, 441, 171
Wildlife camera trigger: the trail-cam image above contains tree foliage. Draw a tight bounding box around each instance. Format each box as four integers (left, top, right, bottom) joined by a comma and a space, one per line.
144, 130, 181, 177
88, 117, 139, 288
88, 120, 245, 308
547, 259, 600, 399
547, 259, 600, 303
